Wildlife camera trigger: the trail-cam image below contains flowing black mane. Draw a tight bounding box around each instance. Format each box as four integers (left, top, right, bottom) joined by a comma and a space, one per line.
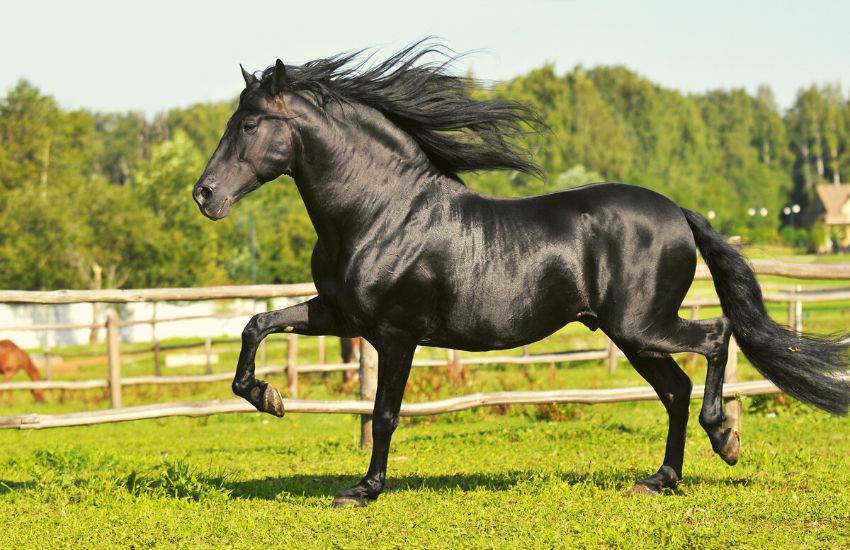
259, 41, 543, 179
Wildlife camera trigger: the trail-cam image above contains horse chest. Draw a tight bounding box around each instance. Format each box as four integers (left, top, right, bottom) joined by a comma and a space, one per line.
316, 249, 439, 336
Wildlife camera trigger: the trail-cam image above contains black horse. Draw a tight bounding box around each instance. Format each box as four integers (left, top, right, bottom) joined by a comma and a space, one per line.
193, 43, 850, 507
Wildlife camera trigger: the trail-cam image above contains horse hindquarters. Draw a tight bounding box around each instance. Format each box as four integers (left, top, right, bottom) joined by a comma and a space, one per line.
575, 191, 739, 487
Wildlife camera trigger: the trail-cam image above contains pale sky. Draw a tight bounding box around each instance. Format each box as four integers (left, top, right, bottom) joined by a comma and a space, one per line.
2, 0, 848, 115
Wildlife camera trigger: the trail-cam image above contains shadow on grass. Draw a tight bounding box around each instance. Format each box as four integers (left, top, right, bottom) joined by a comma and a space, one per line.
0, 480, 35, 494
0, 470, 756, 501
227, 469, 762, 501
687, 475, 755, 488
226, 469, 639, 500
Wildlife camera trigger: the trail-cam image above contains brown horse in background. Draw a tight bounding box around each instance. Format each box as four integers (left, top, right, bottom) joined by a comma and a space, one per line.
0, 340, 46, 405
340, 337, 361, 382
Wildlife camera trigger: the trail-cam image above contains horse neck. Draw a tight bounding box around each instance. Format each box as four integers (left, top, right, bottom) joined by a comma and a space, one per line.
291, 99, 448, 242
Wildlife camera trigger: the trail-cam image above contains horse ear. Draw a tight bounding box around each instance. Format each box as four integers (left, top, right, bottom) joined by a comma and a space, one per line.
240, 64, 257, 87
270, 59, 287, 95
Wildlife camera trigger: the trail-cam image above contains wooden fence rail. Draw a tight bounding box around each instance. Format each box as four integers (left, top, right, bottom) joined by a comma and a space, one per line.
0, 349, 622, 392
0, 379, 781, 430
1, 258, 849, 306
0, 283, 317, 304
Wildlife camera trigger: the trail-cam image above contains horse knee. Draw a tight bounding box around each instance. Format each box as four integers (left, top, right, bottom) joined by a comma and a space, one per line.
662, 378, 692, 415
232, 378, 253, 397
372, 411, 399, 437
699, 408, 725, 431
243, 315, 262, 339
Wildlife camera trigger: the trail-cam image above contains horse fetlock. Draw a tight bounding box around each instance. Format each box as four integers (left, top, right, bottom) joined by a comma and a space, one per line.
231, 377, 257, 398
630, 465, 681, 495
699, 410, 725, 432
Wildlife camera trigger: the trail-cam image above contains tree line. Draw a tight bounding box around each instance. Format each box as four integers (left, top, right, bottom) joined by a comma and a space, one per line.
1, 65, 848, 290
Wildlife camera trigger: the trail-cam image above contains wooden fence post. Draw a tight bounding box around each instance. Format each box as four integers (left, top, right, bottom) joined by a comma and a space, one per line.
606, 337, 618, 375
787, 285, 803, 335
43, 340, 52, 381
259, 339, 267, 369
449, 349, 463, 380
794, 284, 803, 335
359, 339, 379, 448
152, 302, 160, 376
287, 333, 299, 398
690, 305, 700, 320
684, 304, 702, 369
318, 335, 326, 364
153, 341, 161, 377
106, 311, 122, 409
724, 336, 740, 433
787, 288, 795, 330
204, 337, 213, 374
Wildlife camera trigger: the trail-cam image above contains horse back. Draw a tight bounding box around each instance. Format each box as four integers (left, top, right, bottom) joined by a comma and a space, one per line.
423, 182, 697, 347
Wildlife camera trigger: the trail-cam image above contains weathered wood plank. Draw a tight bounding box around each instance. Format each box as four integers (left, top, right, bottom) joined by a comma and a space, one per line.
0, 380, 781, 430
0, 283, 318, 304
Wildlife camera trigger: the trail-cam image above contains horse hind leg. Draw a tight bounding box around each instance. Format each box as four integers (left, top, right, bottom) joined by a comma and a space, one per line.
689, 317, 739, 465
614, 316, 738, 468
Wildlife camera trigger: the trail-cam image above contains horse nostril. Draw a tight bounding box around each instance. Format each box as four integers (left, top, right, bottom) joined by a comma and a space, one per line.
195, 185, 213, 204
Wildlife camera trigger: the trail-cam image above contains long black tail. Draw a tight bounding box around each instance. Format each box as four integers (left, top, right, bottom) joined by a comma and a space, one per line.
682, 208, 850, 415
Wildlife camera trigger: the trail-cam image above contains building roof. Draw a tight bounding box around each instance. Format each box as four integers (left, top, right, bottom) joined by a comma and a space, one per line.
812, 184, 850, 225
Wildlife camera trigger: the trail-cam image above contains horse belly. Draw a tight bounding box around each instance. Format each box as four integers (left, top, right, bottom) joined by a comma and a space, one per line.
427, 263, 585, 351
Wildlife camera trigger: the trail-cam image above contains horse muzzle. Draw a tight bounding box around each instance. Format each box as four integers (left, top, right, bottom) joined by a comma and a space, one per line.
193, 180, 233, 220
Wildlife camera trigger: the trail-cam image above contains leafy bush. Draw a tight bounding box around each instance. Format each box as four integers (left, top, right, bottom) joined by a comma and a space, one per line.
747, 393, 814, 416
779, 225, 809, 248
125, 459, 231, 501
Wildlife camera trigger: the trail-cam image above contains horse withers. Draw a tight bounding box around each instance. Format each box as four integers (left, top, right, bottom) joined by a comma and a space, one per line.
193, 42, 850, 506
0, 340, 46, 406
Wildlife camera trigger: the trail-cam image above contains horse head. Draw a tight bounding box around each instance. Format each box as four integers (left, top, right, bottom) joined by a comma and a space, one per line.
193, 60, 298, 220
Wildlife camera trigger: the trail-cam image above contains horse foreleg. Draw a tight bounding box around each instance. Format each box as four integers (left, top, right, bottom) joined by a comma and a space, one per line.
332, 338, 415, 507
233, 296, 349, 416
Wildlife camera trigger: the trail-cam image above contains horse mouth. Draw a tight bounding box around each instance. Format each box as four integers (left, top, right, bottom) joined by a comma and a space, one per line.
195, 177, 261, 220
199, 196, 233, 221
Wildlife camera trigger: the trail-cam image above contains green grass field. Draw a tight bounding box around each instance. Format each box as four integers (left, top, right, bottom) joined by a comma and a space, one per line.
1, 395, 849, 548
1, 248, 849, 547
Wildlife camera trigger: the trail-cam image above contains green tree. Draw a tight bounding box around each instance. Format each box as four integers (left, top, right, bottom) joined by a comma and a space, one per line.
132, 130, 229, 286
163, 101, 235, 156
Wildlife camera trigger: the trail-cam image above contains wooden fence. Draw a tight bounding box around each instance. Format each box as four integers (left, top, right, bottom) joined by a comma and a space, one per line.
1, 259, 849, 437
1, 380, 782, 430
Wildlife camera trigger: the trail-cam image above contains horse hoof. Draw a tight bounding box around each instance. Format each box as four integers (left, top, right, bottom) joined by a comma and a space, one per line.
720, 430, 740, 466
261, 384, 285, 417
331, 495, 368, 508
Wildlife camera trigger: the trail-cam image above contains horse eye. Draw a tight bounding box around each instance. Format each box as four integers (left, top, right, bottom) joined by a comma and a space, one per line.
243, 120, 258, 134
